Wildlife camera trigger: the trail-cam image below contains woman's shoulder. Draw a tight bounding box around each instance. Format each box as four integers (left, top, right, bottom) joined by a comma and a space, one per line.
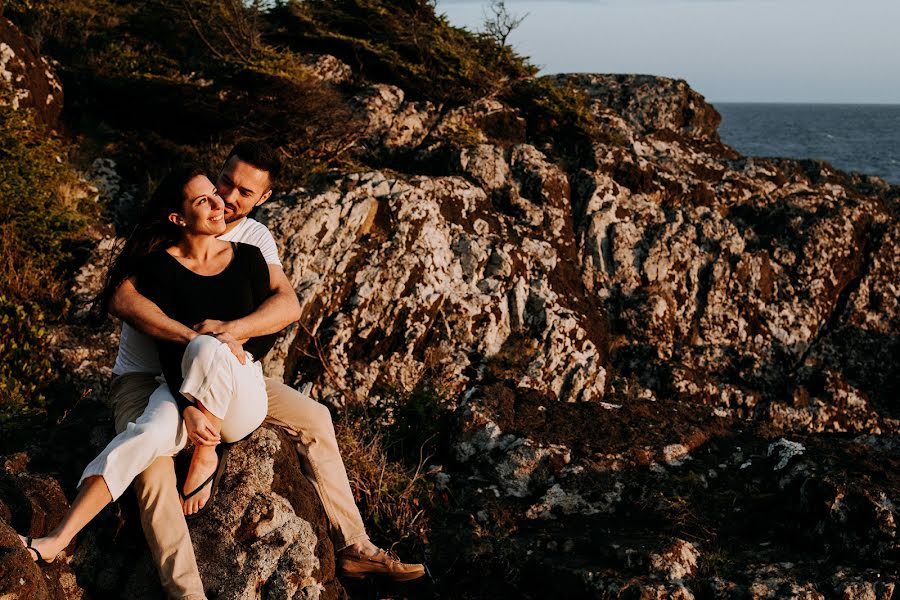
136, 248, 173, 273
132, 249, 177, 297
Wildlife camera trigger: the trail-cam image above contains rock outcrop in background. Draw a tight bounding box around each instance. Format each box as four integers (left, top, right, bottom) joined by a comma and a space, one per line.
0, 4, 897, 599
0, 10, 63, 126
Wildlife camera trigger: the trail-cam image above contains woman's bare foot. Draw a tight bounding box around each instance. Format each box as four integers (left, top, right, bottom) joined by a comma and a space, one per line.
18, 534, 64, 563
182, 445, 218, 515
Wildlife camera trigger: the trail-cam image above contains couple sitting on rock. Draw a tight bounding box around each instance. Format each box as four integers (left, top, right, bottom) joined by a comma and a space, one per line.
18, 142, 425, 596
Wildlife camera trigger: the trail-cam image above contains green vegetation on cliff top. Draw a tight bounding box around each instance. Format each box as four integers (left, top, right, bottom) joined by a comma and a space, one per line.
5, 0, 593, 178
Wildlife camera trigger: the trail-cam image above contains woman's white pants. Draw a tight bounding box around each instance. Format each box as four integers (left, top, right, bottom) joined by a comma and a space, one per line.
79, 335, 267, 500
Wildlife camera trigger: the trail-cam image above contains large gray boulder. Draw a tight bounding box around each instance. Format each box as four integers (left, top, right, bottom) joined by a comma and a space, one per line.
0, 425, 346, 599
551, 73, 722, 141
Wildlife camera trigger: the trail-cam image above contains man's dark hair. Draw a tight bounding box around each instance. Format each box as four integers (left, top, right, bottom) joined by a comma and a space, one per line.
226, 141, 282, 188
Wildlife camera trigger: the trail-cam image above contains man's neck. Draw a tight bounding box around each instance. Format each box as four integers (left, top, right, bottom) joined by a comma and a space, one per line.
221, 217, 247, 236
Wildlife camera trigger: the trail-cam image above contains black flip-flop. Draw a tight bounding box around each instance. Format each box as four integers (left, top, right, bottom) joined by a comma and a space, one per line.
25, 536, 49, 564
183, 443, 231, 521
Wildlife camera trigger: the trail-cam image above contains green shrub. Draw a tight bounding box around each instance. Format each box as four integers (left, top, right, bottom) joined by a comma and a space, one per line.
0, 92, 88, 305
434, 122, 487, 151
0, 296, 54, 427
270, 0, 537, 103
0, 95, 92, 432
336, 381, 455, 552
375, 382, 455, 465
503, 76, 600, 167
5, 0, 361, 184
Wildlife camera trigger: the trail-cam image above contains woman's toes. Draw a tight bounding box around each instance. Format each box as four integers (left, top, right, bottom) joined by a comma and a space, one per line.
182, 448, 217, 516
19, 534, 55, 563
182, 495, 207, 515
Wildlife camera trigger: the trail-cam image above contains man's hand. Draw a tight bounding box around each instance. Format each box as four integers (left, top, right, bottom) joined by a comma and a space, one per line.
193, 320, 229, 335
183, 406, 221, 447
214, 332, 246, 365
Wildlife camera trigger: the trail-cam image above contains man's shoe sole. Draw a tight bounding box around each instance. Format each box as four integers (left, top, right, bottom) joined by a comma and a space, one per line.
339, 567, 427, 582
339, 563, 427, 582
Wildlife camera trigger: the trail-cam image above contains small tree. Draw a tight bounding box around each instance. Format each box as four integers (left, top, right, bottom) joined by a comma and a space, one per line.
177, 0, 266, 63
483, 0, 527, 49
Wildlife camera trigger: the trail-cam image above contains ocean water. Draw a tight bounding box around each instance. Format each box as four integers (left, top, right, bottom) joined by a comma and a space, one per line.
714, 103, 900, 184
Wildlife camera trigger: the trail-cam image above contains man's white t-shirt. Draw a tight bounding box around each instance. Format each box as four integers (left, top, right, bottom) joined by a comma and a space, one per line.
112, 218, 282, 375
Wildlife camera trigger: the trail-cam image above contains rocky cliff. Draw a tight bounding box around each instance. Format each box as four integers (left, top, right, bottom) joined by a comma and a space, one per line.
1, 10, 897, 600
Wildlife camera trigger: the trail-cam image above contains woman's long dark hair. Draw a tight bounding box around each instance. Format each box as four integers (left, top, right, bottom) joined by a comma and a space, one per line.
96, 165, 206, 317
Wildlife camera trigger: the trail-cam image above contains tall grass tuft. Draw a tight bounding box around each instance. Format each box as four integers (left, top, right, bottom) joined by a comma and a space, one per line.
335, 381, 455, 555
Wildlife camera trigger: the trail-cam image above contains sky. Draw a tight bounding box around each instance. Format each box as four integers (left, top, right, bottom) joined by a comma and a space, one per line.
436, 0, 900, 104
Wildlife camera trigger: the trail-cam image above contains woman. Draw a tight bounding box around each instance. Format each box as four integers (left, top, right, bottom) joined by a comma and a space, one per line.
20, 166, 278, 563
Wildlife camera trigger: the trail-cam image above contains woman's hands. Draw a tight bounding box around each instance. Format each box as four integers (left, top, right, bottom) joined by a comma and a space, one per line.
183, 406, 221, 447
213, 331, 246, 364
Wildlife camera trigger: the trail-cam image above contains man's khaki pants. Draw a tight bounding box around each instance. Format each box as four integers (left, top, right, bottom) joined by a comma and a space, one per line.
110, 373, 368, 600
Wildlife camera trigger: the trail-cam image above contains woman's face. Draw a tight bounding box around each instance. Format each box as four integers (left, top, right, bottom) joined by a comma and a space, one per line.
172, 175, 226, 236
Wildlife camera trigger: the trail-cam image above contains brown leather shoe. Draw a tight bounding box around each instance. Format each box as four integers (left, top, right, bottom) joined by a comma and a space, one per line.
338, 548, 426, 582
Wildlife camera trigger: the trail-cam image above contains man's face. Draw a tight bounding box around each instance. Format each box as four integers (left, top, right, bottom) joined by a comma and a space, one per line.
216, 155, 272, 223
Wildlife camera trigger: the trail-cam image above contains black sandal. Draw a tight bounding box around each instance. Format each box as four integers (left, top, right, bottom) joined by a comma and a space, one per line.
182, 443, 231, 520
182, 472, 215, 502
25, 536, 49, 564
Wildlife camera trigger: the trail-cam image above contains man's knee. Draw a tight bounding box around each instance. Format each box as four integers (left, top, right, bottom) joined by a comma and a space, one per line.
307, 400, 334, 428
299, 401, 337, 444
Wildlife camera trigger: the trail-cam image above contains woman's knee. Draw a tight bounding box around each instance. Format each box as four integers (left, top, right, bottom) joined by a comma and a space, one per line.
183, 334, 221, 367
221, 405, 266, 442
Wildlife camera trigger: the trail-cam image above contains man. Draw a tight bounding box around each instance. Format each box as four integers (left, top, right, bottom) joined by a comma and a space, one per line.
108, 141, 425, 599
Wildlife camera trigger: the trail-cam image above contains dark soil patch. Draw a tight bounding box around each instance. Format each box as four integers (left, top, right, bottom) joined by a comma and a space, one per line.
471, 381, 732, 463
